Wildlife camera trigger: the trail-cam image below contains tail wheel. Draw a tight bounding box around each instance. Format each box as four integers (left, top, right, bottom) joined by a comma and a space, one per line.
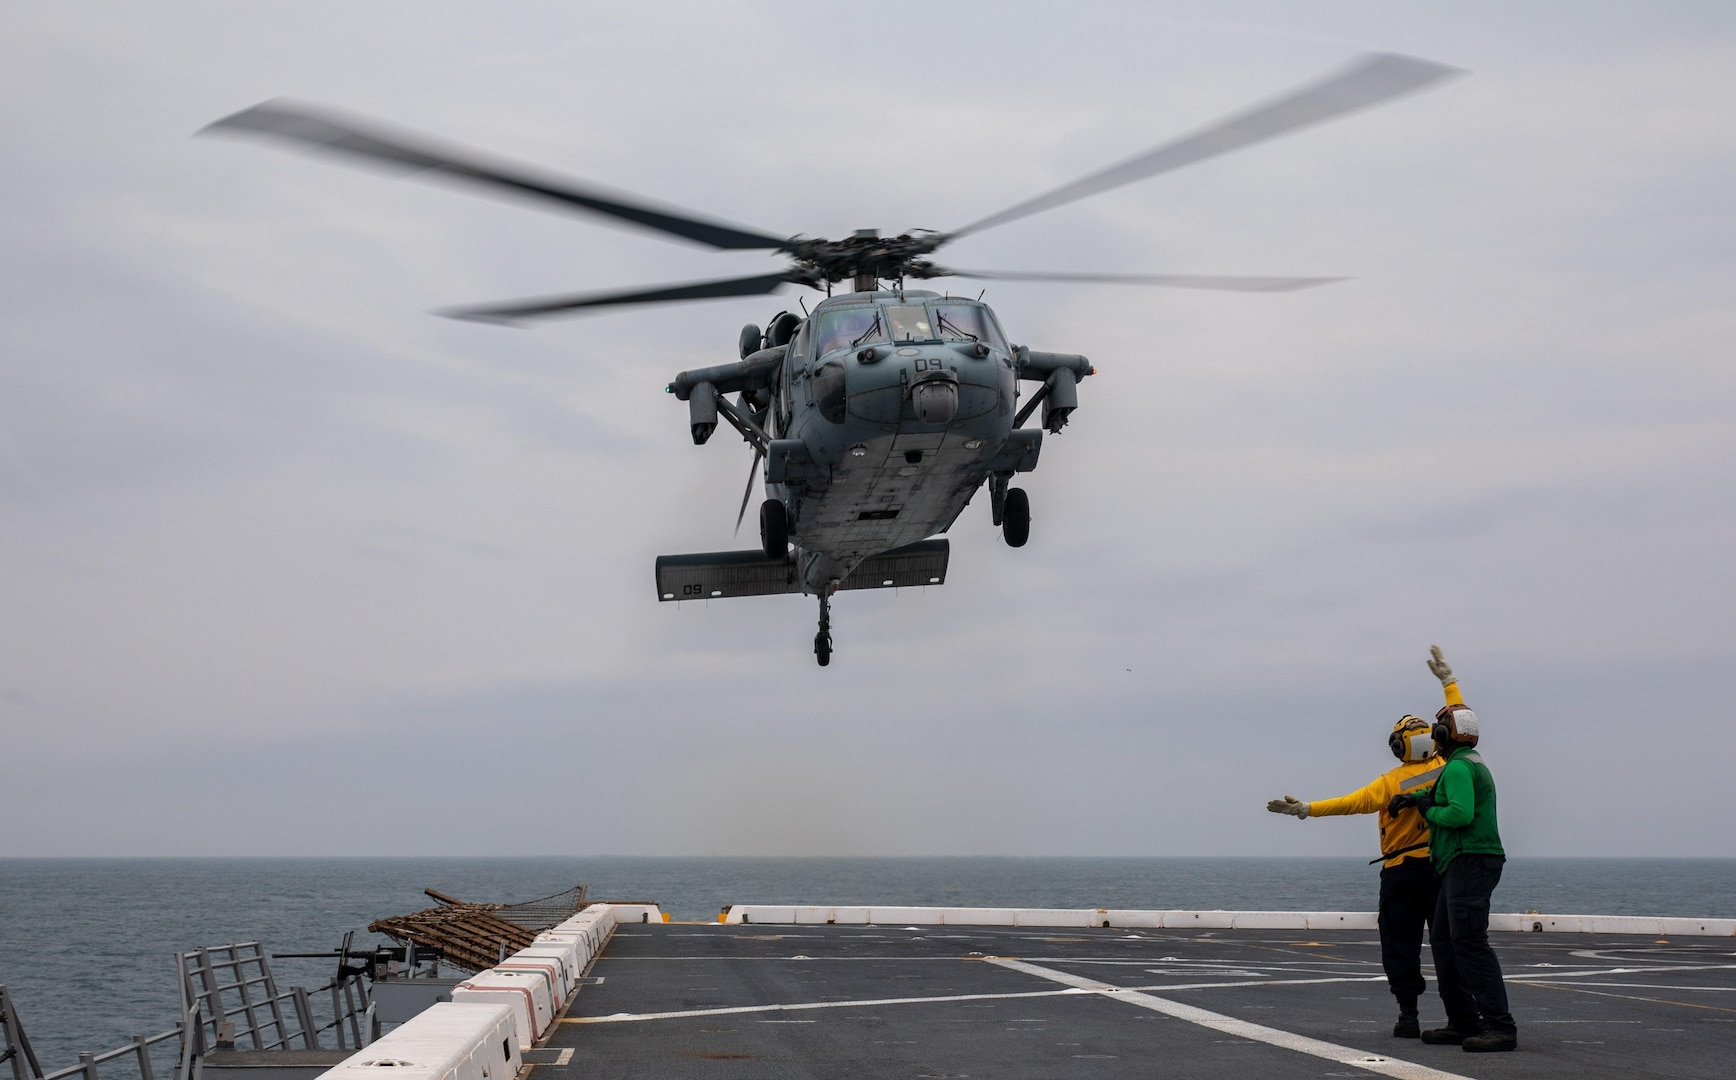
1003, 487, 1031, 548
759, 499, 789, 559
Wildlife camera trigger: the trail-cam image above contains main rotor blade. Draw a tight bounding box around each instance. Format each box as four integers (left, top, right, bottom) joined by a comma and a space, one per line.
438, 271, 798, 324
932, 268, 1347, 292
202, 101, 791, 251
947, 52, 1460, 241
734, 446, 765, 537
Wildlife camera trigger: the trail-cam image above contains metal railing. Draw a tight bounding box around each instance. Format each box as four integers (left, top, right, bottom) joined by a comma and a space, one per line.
177, 942, 374, 1054
2, 941, 377, 1080
1, 986, 188, 1080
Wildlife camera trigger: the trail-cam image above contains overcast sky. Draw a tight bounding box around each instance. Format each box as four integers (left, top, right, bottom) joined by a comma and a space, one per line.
2, 2, 1732, 860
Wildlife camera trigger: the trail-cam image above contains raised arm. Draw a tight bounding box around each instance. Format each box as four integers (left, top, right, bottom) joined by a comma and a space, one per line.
1429, 644, 1465, 708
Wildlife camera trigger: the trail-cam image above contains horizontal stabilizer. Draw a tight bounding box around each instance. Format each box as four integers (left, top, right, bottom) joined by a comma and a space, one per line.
656, 540, 949, 601
838, 539, 949, 592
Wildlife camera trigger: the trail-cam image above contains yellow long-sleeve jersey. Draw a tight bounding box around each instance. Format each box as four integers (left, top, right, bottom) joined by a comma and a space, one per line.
1308, 682, 1465, 868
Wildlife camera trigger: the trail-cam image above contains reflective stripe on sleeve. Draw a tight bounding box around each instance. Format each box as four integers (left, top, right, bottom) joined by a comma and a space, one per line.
1399, 766, 1444, 791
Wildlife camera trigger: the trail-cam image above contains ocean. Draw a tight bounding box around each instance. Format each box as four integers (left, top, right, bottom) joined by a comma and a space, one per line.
2, 856, 1732, 1069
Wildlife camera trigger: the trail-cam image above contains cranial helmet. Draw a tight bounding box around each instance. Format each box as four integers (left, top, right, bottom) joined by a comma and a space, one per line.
1434, 703, 1480, 749
1389, 715, 1435, 763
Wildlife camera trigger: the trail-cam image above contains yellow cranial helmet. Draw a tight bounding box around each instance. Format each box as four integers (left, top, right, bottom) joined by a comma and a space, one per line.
1389, 714, 1434, 763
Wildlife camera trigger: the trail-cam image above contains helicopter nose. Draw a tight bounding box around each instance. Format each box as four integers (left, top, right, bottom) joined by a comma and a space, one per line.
911, 379, 958, 425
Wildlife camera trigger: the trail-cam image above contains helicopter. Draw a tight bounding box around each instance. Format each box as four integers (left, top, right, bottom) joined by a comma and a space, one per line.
203, 52, 1456, 665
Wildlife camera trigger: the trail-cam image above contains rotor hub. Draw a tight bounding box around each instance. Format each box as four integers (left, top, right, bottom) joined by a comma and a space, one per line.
785, 230, 945, 287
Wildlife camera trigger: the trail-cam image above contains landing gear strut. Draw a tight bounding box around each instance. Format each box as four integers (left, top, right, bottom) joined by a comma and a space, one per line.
814, 590, 833, 667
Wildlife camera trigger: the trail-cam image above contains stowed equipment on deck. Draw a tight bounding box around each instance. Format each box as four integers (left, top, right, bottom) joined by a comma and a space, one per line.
367, 886, 588, 974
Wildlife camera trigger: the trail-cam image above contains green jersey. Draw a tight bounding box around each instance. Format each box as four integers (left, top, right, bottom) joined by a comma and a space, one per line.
1422, 745, 1505, 872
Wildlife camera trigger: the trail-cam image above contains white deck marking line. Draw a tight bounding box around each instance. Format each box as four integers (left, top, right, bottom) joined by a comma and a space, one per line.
555, 1049, 573, 1066
1502, 963, 1736, 980
566, 974, 1394, 1025
987, 958, 1474, 1080
565, 987, 1090, 1023
1518, 980, 1736, 992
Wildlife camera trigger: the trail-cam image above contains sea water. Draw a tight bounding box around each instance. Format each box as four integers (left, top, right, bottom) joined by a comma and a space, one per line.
2, 856, 1732, 1068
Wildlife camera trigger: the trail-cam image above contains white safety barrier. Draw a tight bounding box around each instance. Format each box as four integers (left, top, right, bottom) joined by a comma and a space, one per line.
552, 906, 616, 954
592, 903, 662, 925
524, 937, 586, 982
318, 1002, 519, 1080
1488, 913, 1736, 936
719, 905, 1736, 936
450, 969, 554, 1049
309, 905, 625, 1080
494, 947, 574, 1004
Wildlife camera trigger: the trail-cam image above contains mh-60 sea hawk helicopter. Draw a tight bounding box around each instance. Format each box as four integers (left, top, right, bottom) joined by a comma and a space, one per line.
205, 53, 1456, 665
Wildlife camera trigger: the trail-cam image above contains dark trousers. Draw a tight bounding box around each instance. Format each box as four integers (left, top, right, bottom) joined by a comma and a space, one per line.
1378, 856, 1438, 1006
1430, 853, 1516, 1034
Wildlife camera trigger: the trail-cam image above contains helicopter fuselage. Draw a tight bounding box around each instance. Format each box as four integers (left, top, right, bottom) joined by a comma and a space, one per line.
668, 289, 1092, 595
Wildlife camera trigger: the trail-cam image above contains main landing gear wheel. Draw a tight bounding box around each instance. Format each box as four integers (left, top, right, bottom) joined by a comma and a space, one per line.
814, 590, 833, 667
1003, 487, 1031, 548
760, 499, 789, 560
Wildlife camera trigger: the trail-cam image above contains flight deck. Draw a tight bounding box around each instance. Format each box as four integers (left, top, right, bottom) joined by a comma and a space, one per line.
541, 921, 1735, 1080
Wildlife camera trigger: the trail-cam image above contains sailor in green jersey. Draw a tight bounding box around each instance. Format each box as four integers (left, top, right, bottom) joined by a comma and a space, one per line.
1388, 701, 1517, 1053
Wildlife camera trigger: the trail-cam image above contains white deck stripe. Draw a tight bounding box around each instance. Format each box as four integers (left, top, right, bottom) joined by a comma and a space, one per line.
565, 973, 1389, 1025
988, 957, 1476, 1080
565, 987, 1090, 1023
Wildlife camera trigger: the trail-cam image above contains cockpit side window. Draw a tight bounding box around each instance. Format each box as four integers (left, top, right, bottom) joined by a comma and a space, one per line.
813, 307, 883, 357
885, 305, 937, 343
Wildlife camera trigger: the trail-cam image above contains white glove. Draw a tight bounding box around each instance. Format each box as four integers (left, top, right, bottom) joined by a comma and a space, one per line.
1427, 645, 1456, 687
1266, 795, 1309, 819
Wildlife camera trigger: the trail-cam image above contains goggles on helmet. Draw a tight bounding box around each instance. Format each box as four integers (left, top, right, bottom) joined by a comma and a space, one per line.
1388, 715, 1434, 763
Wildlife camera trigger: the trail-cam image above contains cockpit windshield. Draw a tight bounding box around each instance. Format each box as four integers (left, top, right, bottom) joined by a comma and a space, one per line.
813, 306, 883, 357
934, 303, 1006, 349
885, 305, 937, 343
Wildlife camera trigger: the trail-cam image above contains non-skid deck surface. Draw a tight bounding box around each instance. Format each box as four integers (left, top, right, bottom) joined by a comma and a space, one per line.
536, 923, 1735, 1079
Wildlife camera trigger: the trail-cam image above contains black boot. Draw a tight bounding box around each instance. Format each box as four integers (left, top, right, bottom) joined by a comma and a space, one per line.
1462, 1029, 1518, 1053
1393, 996, 1420, 1039
1420, 1026, 1469, 1045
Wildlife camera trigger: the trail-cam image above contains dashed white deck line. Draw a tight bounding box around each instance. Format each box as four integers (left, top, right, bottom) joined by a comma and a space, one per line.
987, 958, 1475, 1080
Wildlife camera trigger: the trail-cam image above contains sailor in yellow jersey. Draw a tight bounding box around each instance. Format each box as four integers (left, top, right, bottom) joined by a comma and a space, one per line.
1265, 646, 1466, 1039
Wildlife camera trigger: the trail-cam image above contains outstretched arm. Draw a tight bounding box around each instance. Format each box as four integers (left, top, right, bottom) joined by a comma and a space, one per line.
1305, 774, 1395, 817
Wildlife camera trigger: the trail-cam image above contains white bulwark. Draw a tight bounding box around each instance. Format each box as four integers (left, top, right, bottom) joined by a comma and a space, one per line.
716, 904, 1736, 936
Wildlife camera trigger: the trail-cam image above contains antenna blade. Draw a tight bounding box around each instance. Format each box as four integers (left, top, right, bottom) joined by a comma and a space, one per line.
439, 272, 796, 324
735, 447, 765, 536
202, 101, 791, 251
947, 53, 1460, 241
933, 268, 1348, 292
